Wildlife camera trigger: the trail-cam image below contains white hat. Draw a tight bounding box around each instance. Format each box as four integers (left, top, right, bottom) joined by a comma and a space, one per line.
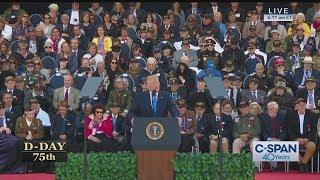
302, 56, 313, 64
270, 29, 279, 34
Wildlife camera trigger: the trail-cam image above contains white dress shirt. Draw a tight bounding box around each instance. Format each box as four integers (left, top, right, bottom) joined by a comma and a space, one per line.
70, 10, 80, 25
298, 113, 305, 134
306, 90, 315, 109
0, 116, 6, 127
64, 87, 70, 98
212, 6, 218, 14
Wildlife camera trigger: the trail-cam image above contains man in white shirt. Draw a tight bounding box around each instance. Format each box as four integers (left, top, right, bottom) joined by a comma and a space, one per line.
64, 2, 83, 26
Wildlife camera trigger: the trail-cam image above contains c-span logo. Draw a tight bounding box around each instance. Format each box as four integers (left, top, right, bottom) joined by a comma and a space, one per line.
253, 141, 299, 162
146, 122, 164, 141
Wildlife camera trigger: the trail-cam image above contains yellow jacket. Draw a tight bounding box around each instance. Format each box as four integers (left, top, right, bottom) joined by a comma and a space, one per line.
92, 36, 113, 52
287, 23, 311, 37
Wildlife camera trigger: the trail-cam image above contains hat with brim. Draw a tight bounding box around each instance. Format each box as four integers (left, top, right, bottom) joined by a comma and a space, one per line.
239, 100, 249, 107
177, 99, 187, 107
275, 81, 286, 88
305, 77, 316, 84
302, 56, 313, 64
110, 102, 120, 108
195, 101, 206, 108
294, 98, 306, 105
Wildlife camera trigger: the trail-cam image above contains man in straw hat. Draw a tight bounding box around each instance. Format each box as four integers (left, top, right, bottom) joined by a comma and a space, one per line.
294, 56, 320, 88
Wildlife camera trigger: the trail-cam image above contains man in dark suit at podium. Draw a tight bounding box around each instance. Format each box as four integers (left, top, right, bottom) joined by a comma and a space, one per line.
129, 75, 179, 118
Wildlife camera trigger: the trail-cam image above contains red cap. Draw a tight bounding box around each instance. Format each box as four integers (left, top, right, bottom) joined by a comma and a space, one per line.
274, 58, 285, 66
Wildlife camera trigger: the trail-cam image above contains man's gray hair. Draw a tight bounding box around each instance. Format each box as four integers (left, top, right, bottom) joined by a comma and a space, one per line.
267, 101, 279, 109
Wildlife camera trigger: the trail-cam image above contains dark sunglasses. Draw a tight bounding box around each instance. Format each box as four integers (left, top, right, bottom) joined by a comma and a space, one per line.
9, 62, 15, 64
200, 45, 207, 47
34, 63, 40, 65
111, 61, 117, 64
95, 111, 103, 114
154, 51, 161, 53
45, 46, 52, 48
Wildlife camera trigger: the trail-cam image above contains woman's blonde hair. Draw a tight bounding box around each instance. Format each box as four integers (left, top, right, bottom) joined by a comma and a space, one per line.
249, 102, 262, 115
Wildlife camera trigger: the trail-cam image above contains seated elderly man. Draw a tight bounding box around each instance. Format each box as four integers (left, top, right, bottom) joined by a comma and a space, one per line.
260, 102, 287, 171
105, 77, 132, 116
205, 102, 233, 153
52, 74, 80, 112
233, 100, 260, 154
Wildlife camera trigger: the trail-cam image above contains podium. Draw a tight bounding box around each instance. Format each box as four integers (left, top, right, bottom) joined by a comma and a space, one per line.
131, 118, 180, 180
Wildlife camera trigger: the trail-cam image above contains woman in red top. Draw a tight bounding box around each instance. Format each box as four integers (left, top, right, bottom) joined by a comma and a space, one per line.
85, 104, 115, 152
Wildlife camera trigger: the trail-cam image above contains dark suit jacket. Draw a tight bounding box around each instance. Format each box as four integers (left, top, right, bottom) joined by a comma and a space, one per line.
0, 114, 15, 134
296, 88, 320, 110
0, 88, 25, 107
286, 110, 317, 142
260, 112, 287, 141
50, 112, 76, 140
71, 35, 88, 53
129, 91, 179, 118
241, 89, 266, 106
187, 89, 216, 113
109, 114, 127, 136
55, 23, 74, 42
224, 87, 242, 108
196, 114, 207, 134
294, 67, 320, 87
204, 113, 234, 142
5, 106, 23, 123
69, 48, 86, 73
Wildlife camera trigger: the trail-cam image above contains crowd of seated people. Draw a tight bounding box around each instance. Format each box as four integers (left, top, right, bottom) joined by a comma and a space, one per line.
1, 1, 320, 174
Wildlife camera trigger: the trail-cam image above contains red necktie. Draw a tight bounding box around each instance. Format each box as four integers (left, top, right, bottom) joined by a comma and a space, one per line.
64, 88, 69, 102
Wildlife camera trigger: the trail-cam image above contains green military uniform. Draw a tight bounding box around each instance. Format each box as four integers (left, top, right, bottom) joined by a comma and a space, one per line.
15, 116, 44, 140
233, 114, 261, 140
105, 89, 132, 112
